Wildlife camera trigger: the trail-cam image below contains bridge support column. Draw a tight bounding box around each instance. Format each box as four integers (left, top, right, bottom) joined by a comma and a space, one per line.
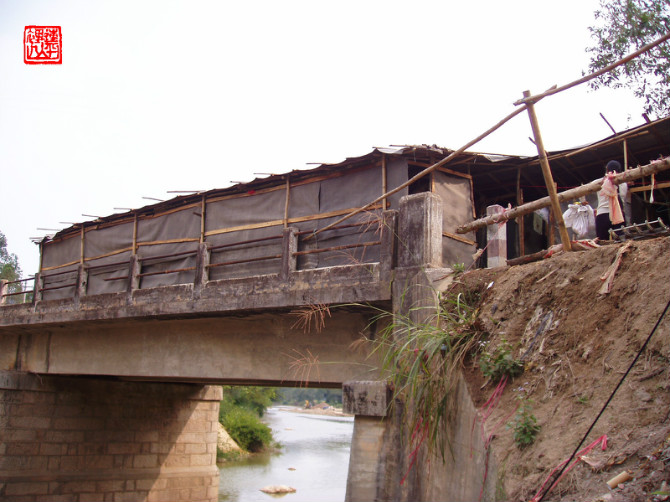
343, 193, 498, 501
343, 381, 403, 502
0, 373, 221, 502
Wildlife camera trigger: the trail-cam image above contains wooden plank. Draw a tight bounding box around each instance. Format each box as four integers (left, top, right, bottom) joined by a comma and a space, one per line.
629, 181, 670, 193
136, 238, 199, 247
442, 231, 476, 246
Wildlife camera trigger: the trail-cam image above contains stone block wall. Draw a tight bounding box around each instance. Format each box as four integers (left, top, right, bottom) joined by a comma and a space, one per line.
0, 373, 222, 502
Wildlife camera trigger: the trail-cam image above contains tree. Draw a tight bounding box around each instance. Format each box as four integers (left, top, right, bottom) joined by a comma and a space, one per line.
0, 231, 26, 303
586, 0, 670, 117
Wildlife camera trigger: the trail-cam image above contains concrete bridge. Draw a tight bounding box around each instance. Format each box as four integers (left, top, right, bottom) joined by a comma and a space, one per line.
0, 194, 494, 502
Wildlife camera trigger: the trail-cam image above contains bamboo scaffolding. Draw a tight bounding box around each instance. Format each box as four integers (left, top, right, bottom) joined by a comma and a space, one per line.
456, 157, 670, 234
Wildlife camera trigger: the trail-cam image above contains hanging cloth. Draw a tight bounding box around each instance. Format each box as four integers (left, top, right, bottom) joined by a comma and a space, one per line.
601, 175, 624, 225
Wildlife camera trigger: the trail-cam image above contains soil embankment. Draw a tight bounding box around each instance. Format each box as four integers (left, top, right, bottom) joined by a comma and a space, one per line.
459, 236, 669, 501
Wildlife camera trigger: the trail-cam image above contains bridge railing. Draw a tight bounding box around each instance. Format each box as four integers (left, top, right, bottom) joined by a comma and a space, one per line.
10, 213, 392, 306
0, 277, 35, 305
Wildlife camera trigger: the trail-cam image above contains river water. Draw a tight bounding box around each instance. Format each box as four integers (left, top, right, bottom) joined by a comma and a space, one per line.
218, 407, 354, 502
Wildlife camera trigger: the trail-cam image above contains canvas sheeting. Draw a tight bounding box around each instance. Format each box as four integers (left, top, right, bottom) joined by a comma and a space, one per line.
39, 157, 476, 298
433, 170, 477, 268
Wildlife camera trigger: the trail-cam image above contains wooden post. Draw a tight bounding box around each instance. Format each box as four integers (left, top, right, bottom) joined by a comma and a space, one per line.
284, 177, 290, 228
517, 166, 525, 257
132, 214, 138, 254
200, 195, 206, 243
80, 226, 86, 265
523, 90, 572, 252
381, 154, 388, 209
380, 210, 398, 284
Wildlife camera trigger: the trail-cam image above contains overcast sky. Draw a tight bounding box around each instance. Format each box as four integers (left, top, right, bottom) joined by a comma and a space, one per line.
0, 0, 647, 277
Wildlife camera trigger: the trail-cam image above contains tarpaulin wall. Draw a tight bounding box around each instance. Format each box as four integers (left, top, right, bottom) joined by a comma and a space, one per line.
433, 170, 477, 268
39, 157, 478, 298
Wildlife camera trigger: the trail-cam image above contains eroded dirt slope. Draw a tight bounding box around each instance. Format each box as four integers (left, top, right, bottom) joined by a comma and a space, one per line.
460, 236, 669, 502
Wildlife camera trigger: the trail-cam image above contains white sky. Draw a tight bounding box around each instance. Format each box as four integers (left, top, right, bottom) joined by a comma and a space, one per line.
0, 0, 647, 277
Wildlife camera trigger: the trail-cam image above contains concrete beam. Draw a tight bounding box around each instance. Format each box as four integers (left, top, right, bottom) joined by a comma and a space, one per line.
0, 309, 383, 387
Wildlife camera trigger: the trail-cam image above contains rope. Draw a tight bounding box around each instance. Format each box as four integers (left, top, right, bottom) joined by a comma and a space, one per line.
535, 296, 670, 502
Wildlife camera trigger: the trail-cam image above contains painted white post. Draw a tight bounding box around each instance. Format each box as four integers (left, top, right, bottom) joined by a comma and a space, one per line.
486, 205, 507, 268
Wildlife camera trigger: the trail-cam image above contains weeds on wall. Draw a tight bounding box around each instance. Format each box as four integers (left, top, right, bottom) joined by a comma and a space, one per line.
366, 287, 485, 464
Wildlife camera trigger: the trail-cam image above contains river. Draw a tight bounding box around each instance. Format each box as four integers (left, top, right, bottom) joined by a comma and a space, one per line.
218, 407, 354, 502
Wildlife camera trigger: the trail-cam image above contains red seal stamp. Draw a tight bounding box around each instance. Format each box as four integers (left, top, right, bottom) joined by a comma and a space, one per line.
24, 26, 62, 64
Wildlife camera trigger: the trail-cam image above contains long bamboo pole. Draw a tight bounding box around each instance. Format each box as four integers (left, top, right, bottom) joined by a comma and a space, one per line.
306, 32, 670, 241
524, 90, 572, 251
455, 157, 670, 234
304, 105, 529, 240
514, 31, 670, 107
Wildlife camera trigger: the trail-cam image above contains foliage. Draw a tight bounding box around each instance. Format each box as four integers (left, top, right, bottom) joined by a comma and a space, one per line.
274, 387, 342, 407
218, 386, 277, 453
586, 0, 670, 116
220, 407, 273, 452
370, 289, 484, 462
451, 263, 466, 275
0, 231, 21, 279
220, 386, 277, 418
509, 394, 541, 449
478, 338, 523, 382
0, 231, 28, 304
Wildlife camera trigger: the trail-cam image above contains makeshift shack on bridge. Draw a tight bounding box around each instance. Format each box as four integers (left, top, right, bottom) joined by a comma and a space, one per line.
37, 149, 481, 300
36, 116, 670, 301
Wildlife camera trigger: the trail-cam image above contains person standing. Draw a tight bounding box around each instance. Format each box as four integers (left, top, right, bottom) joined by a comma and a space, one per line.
595, 160, 625, 240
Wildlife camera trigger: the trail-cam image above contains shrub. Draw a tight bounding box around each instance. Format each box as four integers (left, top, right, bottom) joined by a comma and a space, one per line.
221, 407, 273, 452
479, 338, 523, 382
509, 396, 540, 449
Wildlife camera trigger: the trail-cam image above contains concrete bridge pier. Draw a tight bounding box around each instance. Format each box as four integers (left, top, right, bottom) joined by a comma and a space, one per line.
0, 373, 222, 502
344, 193, 498, 501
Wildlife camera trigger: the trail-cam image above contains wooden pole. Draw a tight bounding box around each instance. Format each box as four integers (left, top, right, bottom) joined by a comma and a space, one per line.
80, 226, 85, 264
284, 176, 290, 228
381, 154, 388, 209
523, 90, 572, 251
200, 195, 206, 243
517, 166, 525, 256
304, 105, 529, 240
457, 157, 670, 234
